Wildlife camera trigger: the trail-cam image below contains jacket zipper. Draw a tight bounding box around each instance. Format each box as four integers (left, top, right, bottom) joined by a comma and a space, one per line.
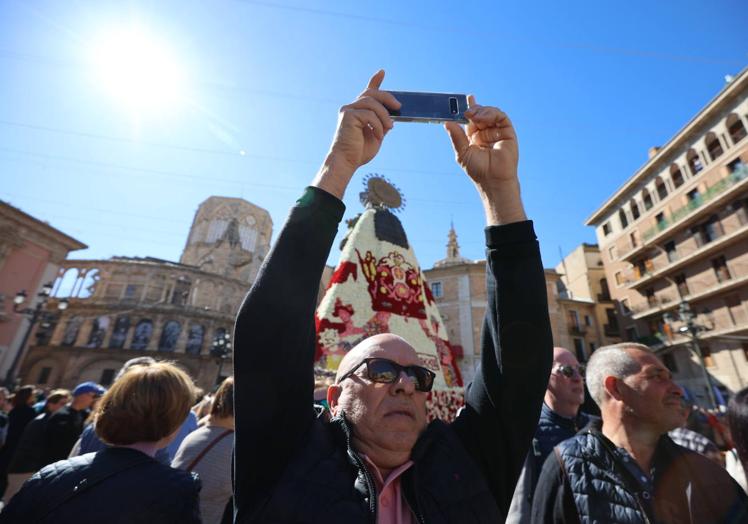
406, 496, 426, 524
633, 494, 652, 524
341, 420, 378, 523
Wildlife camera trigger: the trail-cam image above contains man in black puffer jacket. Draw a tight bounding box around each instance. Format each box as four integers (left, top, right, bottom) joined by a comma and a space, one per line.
507, 347, 596, 523
532, 342, 748, 524
233, 70, 553, 523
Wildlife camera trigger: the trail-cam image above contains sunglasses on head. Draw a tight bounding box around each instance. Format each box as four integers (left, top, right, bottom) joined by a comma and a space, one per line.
337, 358, 436, 392
554, 364, 585, 379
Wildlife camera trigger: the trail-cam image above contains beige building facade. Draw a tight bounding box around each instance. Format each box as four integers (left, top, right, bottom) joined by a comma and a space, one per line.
18, 195, 274, 392
587, 68, 748, 404
424, 228, 613, 383
555, 243, 623, 353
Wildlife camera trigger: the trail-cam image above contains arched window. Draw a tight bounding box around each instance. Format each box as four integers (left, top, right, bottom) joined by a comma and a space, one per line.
109, 316, 130, 349
642, 188, 653, 210
687, 149, 703, 176
655, 177, 668, 200
705, 132, 723, 161
54, 268, 79, 298
159, 320, 181, 352
131, 319, 153, 350
171, 277, 191, 306
86, 316, 110, 348
185, 324, 205, 355
630, 200, 640, 220
727, 113, 747, 145
670, 164, 684, 189
618, 209, 628, 229
61, 316, 82, 346
78, 269, 100, 299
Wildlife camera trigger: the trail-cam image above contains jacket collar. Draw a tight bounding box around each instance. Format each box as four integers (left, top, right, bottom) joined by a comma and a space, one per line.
540, 402, 589, 431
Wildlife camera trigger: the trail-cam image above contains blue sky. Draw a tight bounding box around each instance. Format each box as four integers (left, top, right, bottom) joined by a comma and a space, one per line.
1, 1, 747, 271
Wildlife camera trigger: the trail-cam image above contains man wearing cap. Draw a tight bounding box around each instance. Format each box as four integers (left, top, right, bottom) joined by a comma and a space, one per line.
38, 381, 105, 468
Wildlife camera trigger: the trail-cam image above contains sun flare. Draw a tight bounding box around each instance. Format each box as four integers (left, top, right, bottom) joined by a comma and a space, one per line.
90, 26, 187, 117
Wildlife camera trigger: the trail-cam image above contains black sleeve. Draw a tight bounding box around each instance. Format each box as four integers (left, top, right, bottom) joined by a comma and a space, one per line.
232, 187, 345, 520
451, 220, 553, 516
531, 450, 579, 524
178, 484, 203, 524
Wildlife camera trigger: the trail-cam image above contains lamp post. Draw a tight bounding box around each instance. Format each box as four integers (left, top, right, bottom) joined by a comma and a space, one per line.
210, 331, 232, 387
663, 300, 718, 410
6, 283, 69, 387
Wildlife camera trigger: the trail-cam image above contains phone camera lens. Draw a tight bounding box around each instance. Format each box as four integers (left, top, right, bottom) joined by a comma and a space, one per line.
449, 97, 458, 115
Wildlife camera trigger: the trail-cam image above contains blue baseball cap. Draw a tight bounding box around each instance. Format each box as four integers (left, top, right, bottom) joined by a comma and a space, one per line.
72, 382, 106, 397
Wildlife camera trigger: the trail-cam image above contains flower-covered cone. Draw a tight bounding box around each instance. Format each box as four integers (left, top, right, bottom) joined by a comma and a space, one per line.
314, 207, 464, 420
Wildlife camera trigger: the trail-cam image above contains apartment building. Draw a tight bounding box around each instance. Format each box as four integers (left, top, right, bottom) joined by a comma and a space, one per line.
555, 243, 623, 356
587, 69, 748, 403
424, 228, 612, 382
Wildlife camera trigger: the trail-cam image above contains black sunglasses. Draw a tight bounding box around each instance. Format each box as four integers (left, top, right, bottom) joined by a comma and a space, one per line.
337, 358, 436, 392
554, 364, 585, 379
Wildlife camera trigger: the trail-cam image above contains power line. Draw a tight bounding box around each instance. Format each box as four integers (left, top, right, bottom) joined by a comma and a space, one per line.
0, 141, 461, 181
232, 0, 742, 66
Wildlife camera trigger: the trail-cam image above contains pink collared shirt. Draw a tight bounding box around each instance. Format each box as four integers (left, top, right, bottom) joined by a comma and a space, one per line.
361, 455, 416, 524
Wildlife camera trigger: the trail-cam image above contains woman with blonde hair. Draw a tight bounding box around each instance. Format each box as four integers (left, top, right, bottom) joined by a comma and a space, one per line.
0, 363, 201, 523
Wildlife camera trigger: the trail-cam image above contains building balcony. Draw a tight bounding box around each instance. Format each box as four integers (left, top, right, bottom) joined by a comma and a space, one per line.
604, 324, 620, 337
631, 272, 748, 320
625, 220, 748, 290
568, 324, 587, 336
620, 163, 748, 262
597, 292, 613, 302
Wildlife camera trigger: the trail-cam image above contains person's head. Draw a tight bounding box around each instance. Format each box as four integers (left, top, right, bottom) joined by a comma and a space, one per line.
12, 385, 35, 408
210, 377, 234, 421
727, 387, 748, 475
545, 347, 585, 418
586, 343, 683, 434
94, 362, 195, 447
114, 356, 157, 382
44, 389, 71, 414
71, 382, 106, 411
327, 334, 432, 469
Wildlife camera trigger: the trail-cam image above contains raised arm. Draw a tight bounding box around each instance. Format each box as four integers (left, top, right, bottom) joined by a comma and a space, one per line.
232, 71, 400, 520
447, 100, 554, 515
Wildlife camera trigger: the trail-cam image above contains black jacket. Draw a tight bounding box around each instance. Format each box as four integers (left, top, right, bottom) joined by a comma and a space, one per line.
8, 412, 49, 473
41, 405, 88, 467
0, 405, 37, 476
531, 424, 748, 524
233, 187, 553, 522
0, 447, 201, 523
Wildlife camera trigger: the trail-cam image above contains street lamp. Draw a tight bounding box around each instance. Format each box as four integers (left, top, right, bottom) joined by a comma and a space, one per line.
663, 300, 718, 410
6, 283, 69, 387
210, 331, 232, 387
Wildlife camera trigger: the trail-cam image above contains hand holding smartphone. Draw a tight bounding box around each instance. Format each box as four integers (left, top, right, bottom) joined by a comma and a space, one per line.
385, 91, 469, 124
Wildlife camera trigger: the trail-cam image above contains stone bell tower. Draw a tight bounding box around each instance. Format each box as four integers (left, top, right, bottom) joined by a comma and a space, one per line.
180, 197, 272, 283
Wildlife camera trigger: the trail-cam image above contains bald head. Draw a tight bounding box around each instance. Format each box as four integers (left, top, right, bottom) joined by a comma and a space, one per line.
336, 334, 419, 382
553, 346, 577, 363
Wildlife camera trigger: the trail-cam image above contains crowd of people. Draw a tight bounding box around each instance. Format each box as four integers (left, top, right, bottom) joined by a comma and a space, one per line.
0, 360, 235, 523
0, 71, 746, 522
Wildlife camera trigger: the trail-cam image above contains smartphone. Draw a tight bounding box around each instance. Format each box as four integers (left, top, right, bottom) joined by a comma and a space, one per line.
385, 91, 469, 124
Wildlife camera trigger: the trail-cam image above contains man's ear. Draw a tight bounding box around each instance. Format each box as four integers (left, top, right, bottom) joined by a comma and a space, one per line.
327, 384, 342, 415
603, 375, 623, 401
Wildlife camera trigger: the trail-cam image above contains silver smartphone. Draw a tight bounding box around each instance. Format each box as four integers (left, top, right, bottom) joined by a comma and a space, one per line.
385, 91, 469, 124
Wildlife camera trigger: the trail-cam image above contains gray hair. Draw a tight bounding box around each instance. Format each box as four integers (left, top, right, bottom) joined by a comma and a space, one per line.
586, 343, 652, 406
114, 356, 157, 382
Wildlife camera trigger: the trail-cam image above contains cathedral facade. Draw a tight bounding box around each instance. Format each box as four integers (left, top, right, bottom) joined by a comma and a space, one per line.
18, 196, 273, 391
